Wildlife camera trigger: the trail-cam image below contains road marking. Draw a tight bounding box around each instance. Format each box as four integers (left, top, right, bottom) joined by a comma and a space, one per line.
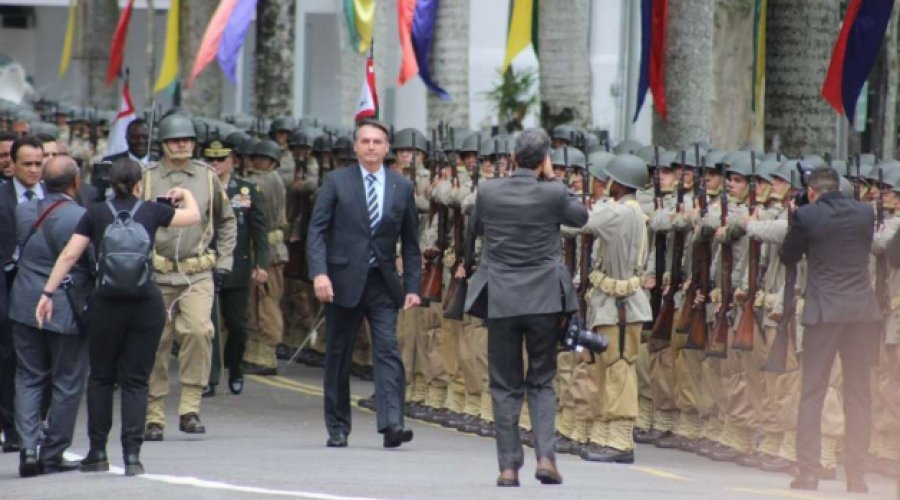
726, 486, 849, 500
63, 452, 387, 500
630, 465, 689, 480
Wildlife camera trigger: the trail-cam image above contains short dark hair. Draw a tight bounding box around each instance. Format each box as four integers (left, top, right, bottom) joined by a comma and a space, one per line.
354, 118, 391, 142
808, 166, 840, 194
514, 129, 551, 170
126, 118, 147, 135
10, 135, 44, 162
109, 158, 142, 199
0, 131, 17, 143
36, 133, 56, 144
43, 156, 78, 194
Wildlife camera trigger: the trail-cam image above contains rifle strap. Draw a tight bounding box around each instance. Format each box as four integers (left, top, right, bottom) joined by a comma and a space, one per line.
616, 298, 627, 360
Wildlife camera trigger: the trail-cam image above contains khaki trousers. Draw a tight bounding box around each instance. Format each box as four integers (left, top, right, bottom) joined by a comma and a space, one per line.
589, 323, 641, 451
459, 317, 485, 416
636, 341, 653, 430
244, 263, 285, 368
147, 279, 214, 425
441, 316, 466, 413
281, 278, 319, 348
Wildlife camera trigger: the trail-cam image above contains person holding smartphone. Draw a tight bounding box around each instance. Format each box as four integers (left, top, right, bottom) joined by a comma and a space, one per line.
35, 159, 200, 476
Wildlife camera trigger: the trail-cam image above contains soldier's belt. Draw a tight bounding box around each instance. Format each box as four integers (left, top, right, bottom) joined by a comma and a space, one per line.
754, 291, 777, 310
710, 288, 722, 305
589, 270, 642, 298
267, 230, 284, 245
153, 251, 217, 274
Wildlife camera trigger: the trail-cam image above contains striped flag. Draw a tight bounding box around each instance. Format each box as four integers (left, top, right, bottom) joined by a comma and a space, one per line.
634, 0, 668, 121
154, 0, 180, 93
344, 0, 376, 53
106, 0, 135, 86
106, 74, 136, 157
397, 0, 449, 99
58, 0, 78, 78
187, 0, 238, 87
356, 56, 379, 122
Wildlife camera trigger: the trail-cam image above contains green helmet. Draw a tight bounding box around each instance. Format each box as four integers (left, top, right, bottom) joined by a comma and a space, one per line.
238, 137, 260, 156
756, 159, 780, 183
158, 114, 197, 141
550, 147, 586, 168
583, 133, 601, 153
801, 154, 826, 169
839, 176, 854, 198
252, 140, 281, 162
331, 135, 352, 154
269, 117, 294, 135
460, 132, 481, 154
724, 151, 754, 177
704, 150, 728, 170
675, 148, 707, 168
479, 137, 496, 158
223, 131, 248, 150
392, 128, 427, 152
588, 151, 614, 182
636, 145, 663, 166
658, 150, 678, 169
604, 154, 648, 190
289, 128, 311, 148
879, 162, 900, 191
613, 139, 643, 155
552, 124, 577, 143
771, 159, 802, 188
722, 150, 749, 168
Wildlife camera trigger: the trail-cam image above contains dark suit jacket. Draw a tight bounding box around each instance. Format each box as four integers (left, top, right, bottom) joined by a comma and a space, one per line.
780, 190, 880, 325
0, 180, 18, 264
306, 165, 421, 309
464, 169, 589, 319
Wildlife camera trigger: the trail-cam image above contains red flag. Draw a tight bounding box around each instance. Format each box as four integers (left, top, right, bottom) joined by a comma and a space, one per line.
106, 0, 136, 86
356, 56, 379, 121
649, 0, 668, 120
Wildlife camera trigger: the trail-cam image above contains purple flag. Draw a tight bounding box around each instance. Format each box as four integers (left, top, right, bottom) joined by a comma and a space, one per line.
217, 0, 257, 83
410, 0, 449, 100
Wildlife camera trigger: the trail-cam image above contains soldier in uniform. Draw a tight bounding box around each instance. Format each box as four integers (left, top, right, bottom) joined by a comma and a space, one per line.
242, 140, 289, 375
142, 114, 237, 440
269, 117, 296, 187
205, 140, 269, 396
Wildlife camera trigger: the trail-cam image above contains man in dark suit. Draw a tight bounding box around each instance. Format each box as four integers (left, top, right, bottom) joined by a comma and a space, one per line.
464, 129, 589, 487
101, 119, 157, 167
306, 118, 421, 449
780, 166, 881, 493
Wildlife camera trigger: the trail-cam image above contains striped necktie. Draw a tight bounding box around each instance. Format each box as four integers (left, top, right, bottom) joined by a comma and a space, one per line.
366, 173, 379, 265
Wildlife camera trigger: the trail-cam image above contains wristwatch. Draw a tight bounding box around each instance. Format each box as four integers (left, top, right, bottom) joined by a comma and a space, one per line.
41, 290, 54, 298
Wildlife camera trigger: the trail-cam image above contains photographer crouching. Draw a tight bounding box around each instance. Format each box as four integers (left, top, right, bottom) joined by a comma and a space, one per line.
463, 129, 590, 486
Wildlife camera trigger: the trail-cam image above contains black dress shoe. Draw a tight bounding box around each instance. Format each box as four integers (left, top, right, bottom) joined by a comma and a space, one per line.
80, 449, 109, 472
554, 434, 578, 454
276, 344, 297, 360
580, 444, 635, 463
243, 362, 277, 376
144, 423, 164, 442
735, 451, 763, 468
327, 433, 348, 447
790, 470, 818, 491
521, 430, 535, 448
410, 404, 433, 421
654, 432, 683, 449
383, 426, 413, 448
3, 429, 21, 453
497, 470, 519, 487
179, 413, 206, 434
634, 428, 664, 444
845, 474, 868, 494
476, 421, 496, 437
458, 417, 483, 434
443, 413, 474, 429
19, 449, 41, 478
42, 458, 80, 474
228, 375, 244, 395
201, 384, 216, 398
424, 408, 450, 424
357, 394, 377, 410
123, 451, 144, 476
678, 437, 698, 453
758, 455, 795, 474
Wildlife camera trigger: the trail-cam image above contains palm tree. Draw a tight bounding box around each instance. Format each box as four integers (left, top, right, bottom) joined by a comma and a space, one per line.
426, 0, 470, 130
80, 0, 118, 109
537, 0, 591, 129
255, 0, 295, 118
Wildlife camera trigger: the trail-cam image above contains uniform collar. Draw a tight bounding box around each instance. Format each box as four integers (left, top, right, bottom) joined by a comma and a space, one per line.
511, 168, 537, 179
160, 158, 197, 177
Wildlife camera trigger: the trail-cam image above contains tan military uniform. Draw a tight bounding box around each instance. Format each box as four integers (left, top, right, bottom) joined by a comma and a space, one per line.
143, 159, 236, 426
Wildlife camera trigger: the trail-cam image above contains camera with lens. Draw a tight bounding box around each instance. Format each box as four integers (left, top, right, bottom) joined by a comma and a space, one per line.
91, 161, 113, 202
559, 313, 608, 353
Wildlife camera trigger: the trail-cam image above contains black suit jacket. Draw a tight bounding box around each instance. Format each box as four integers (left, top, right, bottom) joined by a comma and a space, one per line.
780, 190, 880, 325
464, 169, 589, 319
1, 181, 19, 264
306, 165, 421, 309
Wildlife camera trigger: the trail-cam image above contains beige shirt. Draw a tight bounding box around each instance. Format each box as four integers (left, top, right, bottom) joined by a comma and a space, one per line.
244, 168, 288, 264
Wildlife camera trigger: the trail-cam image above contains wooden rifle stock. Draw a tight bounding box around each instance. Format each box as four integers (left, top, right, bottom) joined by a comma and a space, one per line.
875, 166, 889, 315
706, 190, 731, 358
443, 154, 467, 320
733, 152, 758, 351
649, 151, 666, 328
763, 264, 796, 372
684, 170, 710, 349
651, 155, 687, 341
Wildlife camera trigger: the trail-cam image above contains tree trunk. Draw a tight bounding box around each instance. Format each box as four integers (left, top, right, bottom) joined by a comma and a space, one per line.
78, 0, 118, 109
882, 2, 899, 159
538, 0, 591, 130
426, 0, 469, 130
179, 0, 223, 117
652, 0, 714, 150
255, 0, 295, 118
764, 0, 839, 157
710, 0, 753, 150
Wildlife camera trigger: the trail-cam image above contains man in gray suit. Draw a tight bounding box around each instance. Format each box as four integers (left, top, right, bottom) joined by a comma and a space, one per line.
465, 129, 589, 487
8, 156, 90, 477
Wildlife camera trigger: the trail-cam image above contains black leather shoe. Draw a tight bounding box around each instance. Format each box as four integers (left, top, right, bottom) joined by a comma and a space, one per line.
458, 417, 483, 434
709, 444, 743, 462
3, 429, 21, 453
695, 438, 715, 457
350, 362, 373, 381
476, 421, 496, 437
383, 426, 413, 448
580, 444, 635, 463
228, 375, 244, 395
443, 412, 474, 429
554, 434, 578, 455
735, 451, 763, 468
179, 413, 206, 434
521, 430, 535, 448
790, 470, 818, 491
654, 432, 683, 449
276, 344, 297, 360
758, 455, 795, 474
410, 404, 433, 421
123, 451, 144, 476
327, 433, 348, 448
42, 457, 80, 474
143, 423, 164, 442
80, 449, 109, 472
424, 408, 450, 424
497, 470, 519, 487
357, 394, 377, 410
19, 449, 40, 478
243, 362, 277, 376
634, 428, 664, 444
678, 437, 698, 453
845, 474, 868, 494
201, 384, 216, 398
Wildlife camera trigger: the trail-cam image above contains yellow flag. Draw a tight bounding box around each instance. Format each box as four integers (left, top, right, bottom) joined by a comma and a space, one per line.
501, 0, 534, 72
355, 0, 376, 54
154, 0, 180, 93
58, 0, 77, 78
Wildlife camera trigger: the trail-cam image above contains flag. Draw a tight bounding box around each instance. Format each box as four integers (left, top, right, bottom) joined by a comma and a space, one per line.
188, 0, 238, 87
154, 0, 180, 93
397, 0, 449, 99
751, 0, 767, 113
106, 0, 135, 86
218, 0, 257, 83
501, 0, 535, 72
822, 0, 894, 122
58, 0, 78, 78
105, 75, 136, 157
344, 0, 376, 54
634, 0, 668, 121
356, 56, 379, 121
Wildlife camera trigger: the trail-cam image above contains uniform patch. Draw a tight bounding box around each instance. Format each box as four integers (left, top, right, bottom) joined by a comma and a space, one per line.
231, 192, 252, 208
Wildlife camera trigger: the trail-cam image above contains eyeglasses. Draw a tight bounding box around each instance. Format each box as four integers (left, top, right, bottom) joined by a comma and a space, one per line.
205, 157, 226, 163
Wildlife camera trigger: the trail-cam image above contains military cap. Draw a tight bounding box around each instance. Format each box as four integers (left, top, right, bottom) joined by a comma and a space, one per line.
203, 140, 231, 158
603, 154, 648, 190
613, 139, 643, 155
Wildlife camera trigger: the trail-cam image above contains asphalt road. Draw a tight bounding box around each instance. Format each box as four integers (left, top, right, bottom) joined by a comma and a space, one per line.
0, 361, 896, 500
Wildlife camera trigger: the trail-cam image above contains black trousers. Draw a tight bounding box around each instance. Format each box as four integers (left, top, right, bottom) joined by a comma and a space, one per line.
796, 322, 878, 477
486, 313, 559, 471
220, 286, 250, 374
0, 317, 17, 443
324, 269, 404, 436
86, 291, 165, 452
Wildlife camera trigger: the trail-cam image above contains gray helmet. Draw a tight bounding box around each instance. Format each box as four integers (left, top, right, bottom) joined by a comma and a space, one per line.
658, 150, 678, 169
722, 150, 750, 169
756, 159, 780, 183
289, 128, 310, 148
636, 145, 662, 165
831, 159, 850, 178
604, 154, 649, 190
252, 140, 281, 162
879, 161, 900, 191
238, 136, 261, 156
761, 152, 782, 162
460, 132, 481, 154
269, 117, 294, 135
551, 124, 577, 143
801, 154, 826, 169
331, 135, 353, 154
550, 147, 586, 169
860, 160, 880, 183
859, 153, 876, 170
157, 114, 197, 141
704, 150, 728, 170
675, 148, 707, 168
223, 131, 248, 150
312, 134, 331, 153
724, 151, 754, 178
771, 159, 802, 188
392, 128, 427, 152
583, 133, 601, 153
587, 151, 614, 182
479, 137, 496, 158
839, 176, 854, 198
613, 139, 643, 155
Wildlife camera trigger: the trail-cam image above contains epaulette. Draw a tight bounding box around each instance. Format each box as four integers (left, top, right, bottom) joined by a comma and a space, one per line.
145, 161, 160, 170
192, 159, 216, 172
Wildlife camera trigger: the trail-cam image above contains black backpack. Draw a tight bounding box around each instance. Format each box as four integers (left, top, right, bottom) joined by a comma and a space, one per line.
96, 201, 153, 298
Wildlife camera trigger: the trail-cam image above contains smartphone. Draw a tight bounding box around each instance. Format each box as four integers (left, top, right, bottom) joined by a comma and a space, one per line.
155, 196, 174, 206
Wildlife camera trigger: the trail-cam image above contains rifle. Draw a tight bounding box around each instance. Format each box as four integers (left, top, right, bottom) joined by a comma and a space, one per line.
676, 144, 701, 333
763, 171, 799, 372
733, 151, 760, 350
444, 129, 468, 320
684, 156, 710, 350
578, 136, 594, 316
562, 146, 577, 274
875, 166, 889, 315
651, 151, 687, 341
706, 188, 732, 358
649, 147, 666, 327
853, 155, 861, 201
419, 130, 446, 303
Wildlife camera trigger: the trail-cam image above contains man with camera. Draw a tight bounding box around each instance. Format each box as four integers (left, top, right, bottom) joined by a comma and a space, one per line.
464, 129, 589, 487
